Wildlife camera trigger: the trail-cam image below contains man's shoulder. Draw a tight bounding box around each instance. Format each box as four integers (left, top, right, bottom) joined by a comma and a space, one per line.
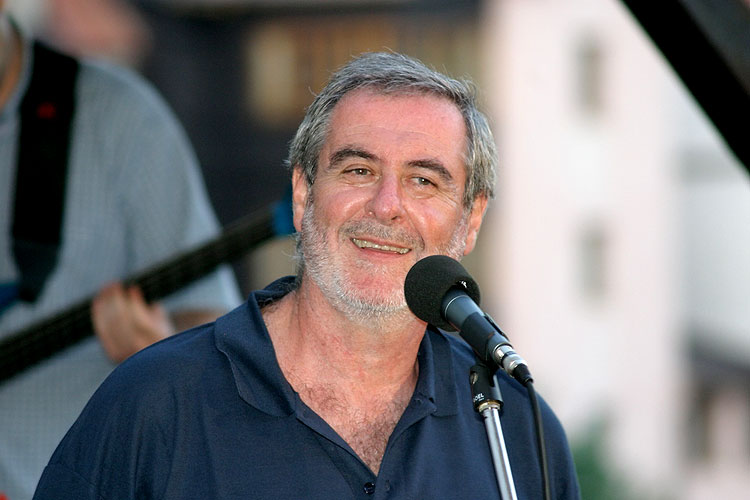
107, 300, 256, 392
101, 322, 221, 399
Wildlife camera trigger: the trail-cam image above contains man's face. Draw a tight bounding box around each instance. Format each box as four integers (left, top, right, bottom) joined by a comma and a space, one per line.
293, 89, 487, 321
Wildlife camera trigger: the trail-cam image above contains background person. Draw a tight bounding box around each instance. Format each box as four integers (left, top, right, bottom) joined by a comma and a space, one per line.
0, 6, 241, 499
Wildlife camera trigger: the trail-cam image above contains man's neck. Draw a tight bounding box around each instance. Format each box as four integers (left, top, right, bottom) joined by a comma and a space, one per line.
262, 281, 426, 474
0, 16, 22, 110
263, 279, 425, 396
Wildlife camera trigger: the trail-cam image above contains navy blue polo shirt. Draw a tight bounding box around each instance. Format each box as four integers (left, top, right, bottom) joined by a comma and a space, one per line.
34, 277, 580, 499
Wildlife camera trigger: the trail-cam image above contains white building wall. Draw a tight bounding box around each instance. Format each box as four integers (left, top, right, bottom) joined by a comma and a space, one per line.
478, 0, 749, 498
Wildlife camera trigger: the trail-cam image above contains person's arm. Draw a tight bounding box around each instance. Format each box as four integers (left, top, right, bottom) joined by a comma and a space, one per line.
83, 62, 241, 364
91, 282, 223, 363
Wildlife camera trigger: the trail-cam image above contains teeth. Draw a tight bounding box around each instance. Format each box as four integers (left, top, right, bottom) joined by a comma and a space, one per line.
352, 238, 410, 254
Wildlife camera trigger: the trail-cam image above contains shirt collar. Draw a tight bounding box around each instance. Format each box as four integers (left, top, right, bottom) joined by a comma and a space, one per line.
214, 276, 459, 418
415, 325, 459, 417
214, 277, 298, 417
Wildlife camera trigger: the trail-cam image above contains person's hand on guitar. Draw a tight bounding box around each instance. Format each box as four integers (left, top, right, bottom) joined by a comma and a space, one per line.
91, 282, 175, 363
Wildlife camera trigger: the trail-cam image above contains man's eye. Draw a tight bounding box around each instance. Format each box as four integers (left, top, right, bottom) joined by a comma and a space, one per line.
414, 177, 434, 186
346, 168, 370, 176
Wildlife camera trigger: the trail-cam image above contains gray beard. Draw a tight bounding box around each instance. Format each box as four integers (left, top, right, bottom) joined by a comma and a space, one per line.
296, 200, 470, 327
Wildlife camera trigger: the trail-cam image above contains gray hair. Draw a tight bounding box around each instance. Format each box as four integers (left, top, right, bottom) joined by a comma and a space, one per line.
286, 52, 497, 207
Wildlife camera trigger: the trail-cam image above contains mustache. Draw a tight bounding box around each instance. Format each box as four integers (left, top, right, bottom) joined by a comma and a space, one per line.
340, 219, 424, 250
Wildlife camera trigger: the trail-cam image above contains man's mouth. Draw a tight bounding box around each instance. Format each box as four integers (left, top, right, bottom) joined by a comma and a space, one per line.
352, 238, 411, 254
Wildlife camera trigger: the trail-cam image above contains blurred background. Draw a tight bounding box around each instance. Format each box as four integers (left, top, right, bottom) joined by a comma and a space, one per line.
8, 0, 749, 498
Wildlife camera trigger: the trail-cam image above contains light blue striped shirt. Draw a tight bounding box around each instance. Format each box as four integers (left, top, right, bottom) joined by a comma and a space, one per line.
0, 34, 242, 500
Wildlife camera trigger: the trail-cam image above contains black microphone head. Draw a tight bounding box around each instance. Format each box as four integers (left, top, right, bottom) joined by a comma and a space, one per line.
404, 255, 481, 331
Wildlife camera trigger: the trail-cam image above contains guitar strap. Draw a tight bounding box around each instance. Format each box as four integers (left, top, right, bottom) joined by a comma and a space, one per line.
11, 42, 79, 302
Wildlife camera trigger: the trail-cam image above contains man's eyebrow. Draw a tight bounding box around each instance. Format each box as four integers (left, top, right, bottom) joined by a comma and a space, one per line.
408, 159, 455, 184
328, 147, 376, 169
327, 148, 456, 185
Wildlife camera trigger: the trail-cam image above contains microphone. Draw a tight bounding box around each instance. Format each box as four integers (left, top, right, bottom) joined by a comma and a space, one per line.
404, 255, 533, 385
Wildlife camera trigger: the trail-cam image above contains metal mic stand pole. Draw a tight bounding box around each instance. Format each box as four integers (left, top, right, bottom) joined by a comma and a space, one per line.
470, 361, 518, 500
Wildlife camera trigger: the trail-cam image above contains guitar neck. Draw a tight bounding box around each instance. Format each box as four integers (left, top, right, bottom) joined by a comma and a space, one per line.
0, 206, 280, 384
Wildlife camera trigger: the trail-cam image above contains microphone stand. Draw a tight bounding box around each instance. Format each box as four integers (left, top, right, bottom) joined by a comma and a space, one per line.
470, 361, 518, 500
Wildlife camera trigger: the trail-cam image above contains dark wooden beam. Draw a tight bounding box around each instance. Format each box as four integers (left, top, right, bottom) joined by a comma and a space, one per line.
620, 0, 750, 174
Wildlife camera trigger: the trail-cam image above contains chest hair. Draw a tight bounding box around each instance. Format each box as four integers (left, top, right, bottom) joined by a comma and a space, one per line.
291, 378, 413, 474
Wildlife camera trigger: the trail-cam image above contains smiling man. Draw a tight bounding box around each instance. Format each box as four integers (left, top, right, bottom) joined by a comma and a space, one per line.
293, 89, 485, 323
34, 52, 580, 500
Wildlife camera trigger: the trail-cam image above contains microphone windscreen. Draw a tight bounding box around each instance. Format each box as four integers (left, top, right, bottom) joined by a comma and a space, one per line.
404, 255, 481, 331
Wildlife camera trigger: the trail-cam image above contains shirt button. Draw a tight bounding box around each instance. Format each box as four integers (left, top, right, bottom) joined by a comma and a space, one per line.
363, 482, 376, 494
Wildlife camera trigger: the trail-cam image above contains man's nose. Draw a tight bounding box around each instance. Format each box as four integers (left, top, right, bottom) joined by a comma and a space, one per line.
365, 174, 404, 222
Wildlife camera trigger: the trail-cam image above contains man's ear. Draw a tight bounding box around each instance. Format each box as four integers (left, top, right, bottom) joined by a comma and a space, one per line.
291, 167, 309, 232
462, 195, 488, 256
